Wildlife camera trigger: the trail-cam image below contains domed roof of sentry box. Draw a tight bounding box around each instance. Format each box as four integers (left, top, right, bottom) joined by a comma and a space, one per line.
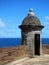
19, 8, 44, 30
22, 9, 41, 26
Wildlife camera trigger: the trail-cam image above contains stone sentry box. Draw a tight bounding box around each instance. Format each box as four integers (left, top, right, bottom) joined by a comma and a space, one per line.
19, 9, 44, 58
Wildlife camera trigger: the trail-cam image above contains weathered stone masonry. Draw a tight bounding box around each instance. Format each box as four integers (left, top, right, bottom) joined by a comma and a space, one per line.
19, 9, 44, 57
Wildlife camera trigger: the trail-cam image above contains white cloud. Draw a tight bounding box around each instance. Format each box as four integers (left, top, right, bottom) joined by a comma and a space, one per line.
0, 29, 16, 38
42, 16, 49, 26
0, 30, 3, 35
44, 22, 49, 26
6, 29, 16, 33
45, 16, 49, 20
46, 22, 49, 26
0, 18, 5, 28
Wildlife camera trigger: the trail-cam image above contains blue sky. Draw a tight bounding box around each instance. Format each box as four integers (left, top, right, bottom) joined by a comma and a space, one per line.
0, 0, 49, 38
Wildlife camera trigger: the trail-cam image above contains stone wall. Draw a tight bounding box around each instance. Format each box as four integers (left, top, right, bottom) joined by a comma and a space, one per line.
22, 30, 42, 57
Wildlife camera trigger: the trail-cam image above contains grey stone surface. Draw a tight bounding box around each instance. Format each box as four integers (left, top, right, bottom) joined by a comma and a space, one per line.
19, 9, 44, 57
22, 16, 41, 26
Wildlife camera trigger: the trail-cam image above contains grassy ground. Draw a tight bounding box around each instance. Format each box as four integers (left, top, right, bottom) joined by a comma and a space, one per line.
0, 44, 49, 65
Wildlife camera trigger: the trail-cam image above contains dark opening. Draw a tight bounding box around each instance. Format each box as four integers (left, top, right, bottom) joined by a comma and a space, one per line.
35, 34, 40, 55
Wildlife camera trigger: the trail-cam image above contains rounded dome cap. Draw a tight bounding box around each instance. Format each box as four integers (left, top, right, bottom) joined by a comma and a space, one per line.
22, 9, 41, 26
19, 9, 44, 30
22, 16, 41, 26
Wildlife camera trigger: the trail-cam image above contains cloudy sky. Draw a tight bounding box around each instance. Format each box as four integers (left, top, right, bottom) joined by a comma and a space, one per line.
0, 0, 49, 38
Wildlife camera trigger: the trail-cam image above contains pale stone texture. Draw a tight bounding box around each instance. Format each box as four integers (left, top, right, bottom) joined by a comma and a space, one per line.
5, 55, 49, 65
